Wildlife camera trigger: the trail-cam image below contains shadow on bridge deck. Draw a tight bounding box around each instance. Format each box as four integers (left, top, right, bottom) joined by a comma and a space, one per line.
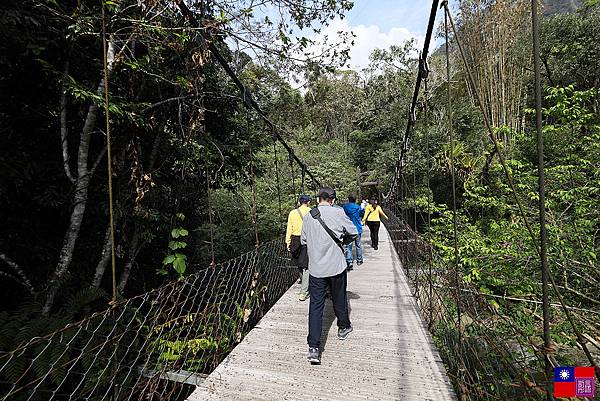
187, 225, 456, 400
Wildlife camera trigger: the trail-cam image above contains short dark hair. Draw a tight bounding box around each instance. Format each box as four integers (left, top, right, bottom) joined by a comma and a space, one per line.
348, 195, 356, 203
318, 187, 336, 200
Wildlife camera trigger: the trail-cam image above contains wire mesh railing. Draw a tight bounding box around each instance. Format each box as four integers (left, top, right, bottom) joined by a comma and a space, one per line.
384, 207, 548, 399
0, 3, 324, 401
383, 205, 600, 400
381, 0, 599, 399
0, 239, 296, 401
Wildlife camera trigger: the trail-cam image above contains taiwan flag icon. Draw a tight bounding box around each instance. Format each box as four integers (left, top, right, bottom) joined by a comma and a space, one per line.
554, 366, 596, 398
554, 367, 575, 397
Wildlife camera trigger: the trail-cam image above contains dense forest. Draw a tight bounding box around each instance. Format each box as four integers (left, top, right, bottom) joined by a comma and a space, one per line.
0, 0, 599, 398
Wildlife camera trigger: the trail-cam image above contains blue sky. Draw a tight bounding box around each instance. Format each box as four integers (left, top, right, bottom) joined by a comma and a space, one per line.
307, 0, 454, 70
346, 1, 436, 36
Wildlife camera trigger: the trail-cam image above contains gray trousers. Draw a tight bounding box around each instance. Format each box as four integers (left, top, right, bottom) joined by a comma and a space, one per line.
300, 269, 309, 296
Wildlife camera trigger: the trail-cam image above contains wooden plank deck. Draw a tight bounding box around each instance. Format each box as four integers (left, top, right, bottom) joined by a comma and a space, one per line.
188, 225, 456, 400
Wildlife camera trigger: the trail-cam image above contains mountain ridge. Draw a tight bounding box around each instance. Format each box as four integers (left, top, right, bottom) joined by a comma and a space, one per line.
543, 0, 582, 16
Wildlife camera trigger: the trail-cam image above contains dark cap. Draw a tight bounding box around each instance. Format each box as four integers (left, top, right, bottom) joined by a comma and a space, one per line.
318, 187, 336, 200
298, 194, 310, 203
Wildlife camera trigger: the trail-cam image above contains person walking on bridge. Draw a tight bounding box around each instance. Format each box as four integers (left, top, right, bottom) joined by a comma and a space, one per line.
286, 195, 311, 301
362, 198, 388, 250
301, 187, 358, 364
342, 195, 364, 271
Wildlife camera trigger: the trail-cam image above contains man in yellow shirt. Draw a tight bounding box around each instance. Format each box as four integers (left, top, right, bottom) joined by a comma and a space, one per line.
286, 195, 311, 300
361, 199, 388, 250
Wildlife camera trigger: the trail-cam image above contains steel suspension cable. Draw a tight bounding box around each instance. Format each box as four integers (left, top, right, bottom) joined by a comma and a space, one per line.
272, 135, 284, 233
441, 2, 536, 249
246, 109, 260, 248
175, 1, 321, 190
206, 168, 215, 266
101, 0, 118, 303
531, 1, 553, 397
380, 19, 549, 393
385, 0, 440, 199
423, 77, 434, 325
441, 1, 599, 379
443, 5, 463, 366
289, 151, 297, 198
413, 167, 417, 234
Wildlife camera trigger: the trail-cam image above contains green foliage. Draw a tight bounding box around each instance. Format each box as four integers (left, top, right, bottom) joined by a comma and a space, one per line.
147, 276, 269, 374
150, 311, 230, 371
160, 214, 189, 277
0, 0, 599, 398
541, 3, 600, 88
0, 288, 112, 397
421, 84, 599, 360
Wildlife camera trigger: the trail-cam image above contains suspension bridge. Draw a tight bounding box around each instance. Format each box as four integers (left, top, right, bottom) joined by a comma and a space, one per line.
1, 1, 598, 400
187, 227, 455, 400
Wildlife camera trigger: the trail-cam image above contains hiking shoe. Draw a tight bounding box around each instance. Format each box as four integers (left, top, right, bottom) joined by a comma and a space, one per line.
338, 326, 353, 340
357, 260, 363, 266
298, 293, 309, 301
307, 347, 320, 364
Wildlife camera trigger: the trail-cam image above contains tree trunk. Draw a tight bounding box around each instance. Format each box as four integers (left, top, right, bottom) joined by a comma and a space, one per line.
118, 229, 141, 293
60, 61, 75, 183
0, 252, 35, 295
43, 34, 118, 314
91, 225, 112, 289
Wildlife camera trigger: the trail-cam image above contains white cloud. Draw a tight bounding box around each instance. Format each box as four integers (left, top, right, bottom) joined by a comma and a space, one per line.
310, 18, 424, 71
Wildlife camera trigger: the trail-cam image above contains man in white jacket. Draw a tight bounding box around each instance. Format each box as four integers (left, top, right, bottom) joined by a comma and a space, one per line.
301, 187, 358, 364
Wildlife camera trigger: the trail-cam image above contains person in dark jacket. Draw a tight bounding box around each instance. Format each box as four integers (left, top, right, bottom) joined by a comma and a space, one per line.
342, 195, 364, 270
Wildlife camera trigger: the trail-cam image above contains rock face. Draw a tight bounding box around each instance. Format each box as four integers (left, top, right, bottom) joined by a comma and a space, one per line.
543, 0, 582, 16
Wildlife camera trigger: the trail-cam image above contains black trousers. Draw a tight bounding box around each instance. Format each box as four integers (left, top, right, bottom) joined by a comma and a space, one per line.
289, 235, 308, 274
367, 221, 380, 248
307, 270, 351, 349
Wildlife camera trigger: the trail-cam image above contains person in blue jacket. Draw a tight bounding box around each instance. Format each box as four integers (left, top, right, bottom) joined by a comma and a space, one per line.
342, 195, 364, 271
